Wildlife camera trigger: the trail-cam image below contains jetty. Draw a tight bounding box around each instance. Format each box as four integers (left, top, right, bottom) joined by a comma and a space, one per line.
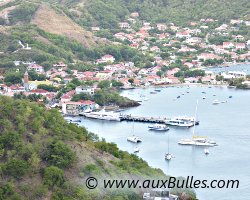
120, 114, 168, 124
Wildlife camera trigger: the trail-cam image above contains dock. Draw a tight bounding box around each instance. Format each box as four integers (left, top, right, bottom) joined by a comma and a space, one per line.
120, 114, 168, 124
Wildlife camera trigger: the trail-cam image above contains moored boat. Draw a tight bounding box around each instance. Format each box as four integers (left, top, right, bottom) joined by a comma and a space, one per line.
212, 100, 220, 105
127, 136, 142, 143
84, 109, 121, 121
165, 119, 194, 127
148, 124, 169, 131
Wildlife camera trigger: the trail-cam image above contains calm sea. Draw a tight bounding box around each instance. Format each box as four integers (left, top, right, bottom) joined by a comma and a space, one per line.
73, 65, 250, 200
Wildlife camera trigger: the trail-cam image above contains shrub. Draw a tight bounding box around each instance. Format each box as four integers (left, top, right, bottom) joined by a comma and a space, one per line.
4, 159, 29, 178
43, 166, 64, 188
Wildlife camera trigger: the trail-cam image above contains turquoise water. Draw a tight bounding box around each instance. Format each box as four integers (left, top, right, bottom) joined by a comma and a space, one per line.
75, 85, 250, 200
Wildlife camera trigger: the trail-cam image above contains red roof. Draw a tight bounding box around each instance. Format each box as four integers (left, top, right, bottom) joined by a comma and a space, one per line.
31, 89, 48, 93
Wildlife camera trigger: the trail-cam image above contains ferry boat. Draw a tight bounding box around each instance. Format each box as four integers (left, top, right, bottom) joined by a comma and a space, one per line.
174, 116, 199, 125
165, 119, 194, 127
84, 109, 121, 121
148, 124, 169, 131
127, 136, 142, 143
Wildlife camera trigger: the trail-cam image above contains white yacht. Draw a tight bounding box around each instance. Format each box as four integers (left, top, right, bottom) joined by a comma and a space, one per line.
213, 100, 220, 105
148, 124, 169, 131
165, 119, 194, 127
178, 100, 218, 147
127, 136, 142, 143
174, 116, 199, 125
84, 109, 121, 121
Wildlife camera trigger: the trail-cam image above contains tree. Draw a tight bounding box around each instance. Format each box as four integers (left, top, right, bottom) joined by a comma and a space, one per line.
45, 141, 76, 168
98, 80, 111, 89
37, 84, 58, 92
43, 166, 64, 188
4, 72, 22, 85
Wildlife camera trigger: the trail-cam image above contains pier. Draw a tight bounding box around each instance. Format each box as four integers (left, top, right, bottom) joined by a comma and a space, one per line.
120, 114, 168, 124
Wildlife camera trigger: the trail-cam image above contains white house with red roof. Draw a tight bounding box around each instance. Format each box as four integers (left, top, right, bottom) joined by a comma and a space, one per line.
150, 46, 160, 53
101, 55, 115, 63
30, 89, 49, 95
60, 90, 75, 103
235, 43, 246, 50
198, 53, 221, 61
176, 31, 191, 39
223, 42, 234, 49
27, 63, 45, 73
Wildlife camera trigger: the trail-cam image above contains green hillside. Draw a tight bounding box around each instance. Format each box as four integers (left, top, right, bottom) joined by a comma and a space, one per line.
54, 0, 250, 28
0, 96, 196, 200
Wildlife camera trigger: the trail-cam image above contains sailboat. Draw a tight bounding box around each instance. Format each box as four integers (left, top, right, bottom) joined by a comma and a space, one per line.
178, 100, 217, 147
127, 120, 142, 143
165, 133, 173, 160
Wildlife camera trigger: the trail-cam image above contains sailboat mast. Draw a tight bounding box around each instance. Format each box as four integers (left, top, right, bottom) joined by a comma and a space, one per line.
192, 99, 199, 137
168, 133, 169, 153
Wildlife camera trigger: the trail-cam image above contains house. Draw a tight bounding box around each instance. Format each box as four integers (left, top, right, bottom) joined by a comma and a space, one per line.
27, 63, 45, 73
198, 53, 221, 61
176, 31, 191, 39
53, 62, 67, 68
223, 42, 234, 49
62, 100, 99, 115
91, 27, 100, 31
157, 24, 167, 31
150, 46, 160, 53
101, 55, 115, 63
30, 89, 49, 96
27, 80, 53, 90
119, 22, 130, 29
130, 12, 139, 18
75, 86, 95, 95
235, 43, 246, 50
60, 90, 75, 103
8, 85, 25, 93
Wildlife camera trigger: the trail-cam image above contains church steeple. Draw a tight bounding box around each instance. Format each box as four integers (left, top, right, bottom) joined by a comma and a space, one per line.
23, 71, 29, 90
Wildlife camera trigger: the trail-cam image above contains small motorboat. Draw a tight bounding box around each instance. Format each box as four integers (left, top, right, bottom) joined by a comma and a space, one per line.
177, 96, 181, 99
148, 124, 169, 131
134, 147, 140, 153
202, 96, 206, 99
204, 148, 209, 155
212, 100, 220, 105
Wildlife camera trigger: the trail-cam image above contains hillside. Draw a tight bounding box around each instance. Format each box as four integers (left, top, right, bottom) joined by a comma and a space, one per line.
0, 96, 196, 200
55, 0, 250, 28
31, 4, 96, 48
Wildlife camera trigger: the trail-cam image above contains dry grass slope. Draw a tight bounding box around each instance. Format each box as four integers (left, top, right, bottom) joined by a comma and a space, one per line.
31, 4, 96, 48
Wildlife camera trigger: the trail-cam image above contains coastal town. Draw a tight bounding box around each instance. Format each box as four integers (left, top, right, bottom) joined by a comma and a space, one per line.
0, 13, 250, 115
